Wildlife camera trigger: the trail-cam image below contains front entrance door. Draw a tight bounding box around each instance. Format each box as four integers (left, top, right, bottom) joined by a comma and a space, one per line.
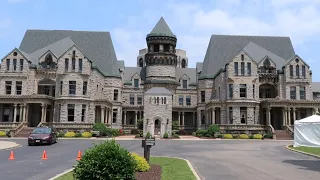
154, 119, 161, 135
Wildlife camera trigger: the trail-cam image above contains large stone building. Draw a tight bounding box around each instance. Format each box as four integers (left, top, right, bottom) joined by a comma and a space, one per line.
1, 17, 320, 137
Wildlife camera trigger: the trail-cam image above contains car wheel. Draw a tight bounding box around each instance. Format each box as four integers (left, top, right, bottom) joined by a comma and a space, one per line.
28, 143, 32, 146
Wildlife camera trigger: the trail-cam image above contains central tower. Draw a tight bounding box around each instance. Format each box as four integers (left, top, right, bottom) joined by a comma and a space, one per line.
144, 17, 178, 91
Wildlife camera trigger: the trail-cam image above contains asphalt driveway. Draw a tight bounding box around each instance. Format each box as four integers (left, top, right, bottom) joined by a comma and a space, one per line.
0, 139, 319, 180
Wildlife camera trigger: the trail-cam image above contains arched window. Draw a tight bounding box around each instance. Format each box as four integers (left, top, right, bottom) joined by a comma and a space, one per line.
264, 59, 271, 66
181, 59, 186, 68
154, 97, 156, 104
156, 97, 159, 104
241, 54, 244, 60
164, 97, 167, 104
139, 58, 143, 67
296, 64, 300, 77
161, 97, 163, 104
41, 54, 55, 68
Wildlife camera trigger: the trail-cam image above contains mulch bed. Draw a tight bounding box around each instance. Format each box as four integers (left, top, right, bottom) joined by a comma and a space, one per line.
136, 164, 162, 180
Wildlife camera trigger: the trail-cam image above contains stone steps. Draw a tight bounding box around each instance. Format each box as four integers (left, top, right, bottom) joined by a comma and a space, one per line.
15, 127, 35, 137
275, 130, 293, 140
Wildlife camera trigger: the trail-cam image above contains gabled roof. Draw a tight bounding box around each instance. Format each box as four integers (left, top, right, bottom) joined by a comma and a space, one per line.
284, 55, 310, 68
145, 87, 172, 95
201, 35, 296, 76
176, 68, 197, 84
147, 17, 176, 38
19, 30, 120, 77
1, 48, 31, 63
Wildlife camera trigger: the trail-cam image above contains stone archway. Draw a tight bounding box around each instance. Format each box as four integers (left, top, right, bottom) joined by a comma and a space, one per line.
154, 119, 161, 135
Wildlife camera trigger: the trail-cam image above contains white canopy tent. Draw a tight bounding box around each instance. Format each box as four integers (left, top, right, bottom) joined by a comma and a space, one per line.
293, 115, 320, 147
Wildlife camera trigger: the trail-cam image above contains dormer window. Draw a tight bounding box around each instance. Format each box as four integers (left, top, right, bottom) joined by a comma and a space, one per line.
41, 54, 56, 69
241, 54, 244, 61
181, 59, 186, 68
139, 58, 143, 67
182, 80, 187, 89
72, 50, 76, 59
134, 79, 139, 88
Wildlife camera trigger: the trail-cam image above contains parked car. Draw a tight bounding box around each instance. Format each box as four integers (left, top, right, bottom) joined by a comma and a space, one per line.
28, 126, 57, 146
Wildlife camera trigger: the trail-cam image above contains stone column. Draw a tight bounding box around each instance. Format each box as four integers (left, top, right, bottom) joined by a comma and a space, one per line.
266, 107, 271, 126
135, 111, 138, 128
197, 109, 201, 129
19, 104, 23, 122
178, 112, 181, 125
43, 104, 47, 123
255, 106, 260, 124
108, 109, 112, 124
124, 111, 127, 125
22, 104, 26, 123
211, 107, 215, 124
101, 106, 105, 123
287, 108, 291, 126
182, 112, 185, 126
25, 104, 29, 123
282, 107, 286, 126
293, 108, 296, 121
40, 104, 45, 123
13, 104, 17, 122
104, 108, 108, 124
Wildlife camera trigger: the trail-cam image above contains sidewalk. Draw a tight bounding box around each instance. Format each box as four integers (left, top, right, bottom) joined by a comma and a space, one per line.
0, 141, 20, 150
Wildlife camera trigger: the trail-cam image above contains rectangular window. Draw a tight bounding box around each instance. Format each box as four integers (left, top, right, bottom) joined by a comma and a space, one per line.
200, 91, 205, 103
290, 86, 296, 100
300, 86, 306, 100
130, 94, 135, 105
69, 81, 76, 95
179, 95, 184, 105
60, 81, 63, 95
253, 85, 255, 98
240, 84, 247, 98
182, 80, 188, 89
186, 95, 191, 106
20, 59, 24, 71
81, 104, 86, 122
44, 86, 50, 95
247, 62, 251, 75
240, 107, 247, 124
72, 58, 76, 71
296, 65, 299, 77
229, 84, 233, 98
134, 79, 139, 88
65, 58, 69, 71
289, 65, 293, 77
13, 59, 17, 71
112, 109, 117, 123
16, 81, 22, 95
67, 104, 75, 122
6, 59, 10, 71
234, 62, 238, 75
240, 62, 245, 75
113, 89, 118, 101
5, 81, 12, 95
79, 59, 82, 72
137, 95, 142, 105
229, 107, 233, 124
302, 65, 306, 78
83, 81, 87, 95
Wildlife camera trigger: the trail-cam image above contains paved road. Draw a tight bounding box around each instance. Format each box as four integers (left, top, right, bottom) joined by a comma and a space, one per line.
0, 139, 319, 180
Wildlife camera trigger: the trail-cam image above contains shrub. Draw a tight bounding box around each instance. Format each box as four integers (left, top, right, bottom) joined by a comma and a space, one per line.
137, 119, 143, 130
172, 121, 179, 130
249, 134, 254, 139
218, 134, 224, 138
173, 134, 180, 139
64, 132, 76, 138
263, 133, 273, 139
253, 134, 263, 139
207, 124, 220, 137
81, 132, 92, 138
145, 131, 151, 138
139, 131, 143, 137
239, 134, 249, 139
73, 140, 136, 180
192, 132, 196, 136
0, 131, 6, 137
135, 134, 141, 138
57, 132, 65, 137
163, 132, 169, 138
232, 134, 239, 139
75, 133, 82, 137
223, 134, 233, 139
177, 129, 187, 135
131, 153, 150, 172
195, 129, 208, 137
93, 123, 108, 136
131, 129, 139, 135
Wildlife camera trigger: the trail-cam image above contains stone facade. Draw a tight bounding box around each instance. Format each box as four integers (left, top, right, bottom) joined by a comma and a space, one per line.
1, 17, 320, 137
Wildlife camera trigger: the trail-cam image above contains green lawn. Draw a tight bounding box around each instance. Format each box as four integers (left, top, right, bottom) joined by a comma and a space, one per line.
54, 157, 196, 180
288, 145, 320, 156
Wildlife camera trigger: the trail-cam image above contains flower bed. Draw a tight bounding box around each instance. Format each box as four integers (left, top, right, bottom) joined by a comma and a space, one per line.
193, 128, 269, 140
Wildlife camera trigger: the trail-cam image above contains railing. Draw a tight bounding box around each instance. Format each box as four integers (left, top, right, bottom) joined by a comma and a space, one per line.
122, 124, 136, 129
284, 125, 294, 138
0, 122, 20, 130
11, 122, 27, 136
41, 122, 94, 131
219, 124, 266, 131
266, 124, 276, 139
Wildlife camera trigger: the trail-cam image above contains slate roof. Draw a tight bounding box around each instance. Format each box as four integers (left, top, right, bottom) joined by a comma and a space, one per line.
201, 35, 296, 77
147, 17, 176, 38
145, 87, 172, 95
19, 30, 120, 77
176, 68, 197, 84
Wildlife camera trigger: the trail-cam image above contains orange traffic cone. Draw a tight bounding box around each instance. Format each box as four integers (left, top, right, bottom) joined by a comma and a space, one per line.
76, 150, 82, 160
8, 151, 15, 160
42, 150, 48, 160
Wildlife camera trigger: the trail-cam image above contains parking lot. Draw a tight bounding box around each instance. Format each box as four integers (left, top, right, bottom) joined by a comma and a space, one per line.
0, 139, 319, 180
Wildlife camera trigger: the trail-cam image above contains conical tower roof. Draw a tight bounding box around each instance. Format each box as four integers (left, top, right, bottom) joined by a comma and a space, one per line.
147, 17, 176, 38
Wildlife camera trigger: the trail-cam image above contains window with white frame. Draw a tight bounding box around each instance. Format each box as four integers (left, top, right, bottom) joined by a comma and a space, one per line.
186, 95, 191, 106
179, 95, 183, 105
5, 81, 12, 95
67, 104, 75, 122
81, 104, 86, 122
137, 95, 142, 105
130, 94, 135, 105
16, 81, 22, 95
239, 84, 247, 98
69, 81, 76, 95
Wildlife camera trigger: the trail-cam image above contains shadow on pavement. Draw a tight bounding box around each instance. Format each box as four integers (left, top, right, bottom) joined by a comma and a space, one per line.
283, 160, 320, 172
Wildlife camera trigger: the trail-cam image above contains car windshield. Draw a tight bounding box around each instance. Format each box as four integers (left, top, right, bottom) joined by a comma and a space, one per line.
32, 128, 51, 134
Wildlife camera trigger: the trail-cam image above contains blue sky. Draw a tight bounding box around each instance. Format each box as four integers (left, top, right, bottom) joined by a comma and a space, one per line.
1, 0, 320, 81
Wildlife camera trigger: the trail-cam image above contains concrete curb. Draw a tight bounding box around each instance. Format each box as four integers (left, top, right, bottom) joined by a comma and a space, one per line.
0, 142, 21, 150
285, 145, 320, 159
48, 168, 74, 180
49, 156, 201, 180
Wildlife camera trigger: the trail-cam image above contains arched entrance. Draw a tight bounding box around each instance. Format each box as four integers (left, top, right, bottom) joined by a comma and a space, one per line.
154, 119, 161, 135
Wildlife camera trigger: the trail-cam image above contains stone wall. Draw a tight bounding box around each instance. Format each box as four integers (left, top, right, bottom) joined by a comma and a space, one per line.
146, 65, 175, 79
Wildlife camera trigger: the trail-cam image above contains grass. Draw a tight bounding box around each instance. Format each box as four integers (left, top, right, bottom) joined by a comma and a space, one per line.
54, 157, 196, 180
288, 145, 320, 156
